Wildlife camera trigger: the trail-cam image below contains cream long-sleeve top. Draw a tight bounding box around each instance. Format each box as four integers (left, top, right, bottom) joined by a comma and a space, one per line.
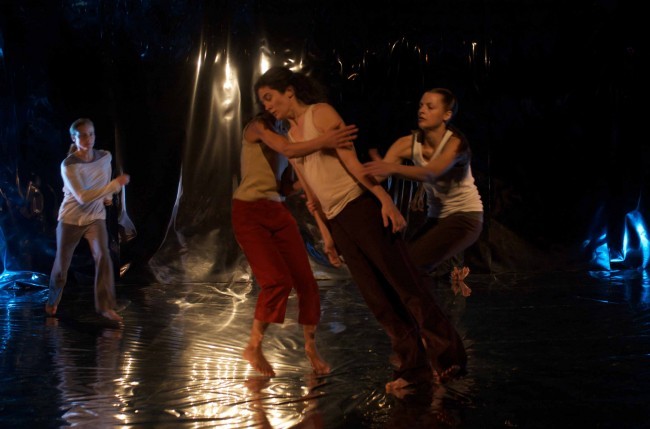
57, 149, 123, 226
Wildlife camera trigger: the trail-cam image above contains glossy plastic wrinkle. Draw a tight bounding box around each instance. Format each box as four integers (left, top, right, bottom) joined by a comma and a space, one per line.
1, 271, 649, 427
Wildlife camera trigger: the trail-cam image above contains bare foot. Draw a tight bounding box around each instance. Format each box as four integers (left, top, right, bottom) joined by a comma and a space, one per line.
45, 304, 57, 317
243, 345, 275, 377
101, 309, 123, 323
305, 343, 330, 375
450, 266, 470, 282
385, 377, 414, 397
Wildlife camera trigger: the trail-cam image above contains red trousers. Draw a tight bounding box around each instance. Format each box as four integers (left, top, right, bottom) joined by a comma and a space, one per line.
232, 198, 320, 325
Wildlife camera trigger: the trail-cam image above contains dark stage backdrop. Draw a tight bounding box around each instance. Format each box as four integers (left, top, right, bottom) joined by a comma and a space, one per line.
0, 0, 647, 286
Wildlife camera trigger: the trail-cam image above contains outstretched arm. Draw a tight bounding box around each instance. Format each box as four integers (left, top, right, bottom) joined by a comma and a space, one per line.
364, 137, 412, 182
363, 136, 461, 183
246, 118, 357, 158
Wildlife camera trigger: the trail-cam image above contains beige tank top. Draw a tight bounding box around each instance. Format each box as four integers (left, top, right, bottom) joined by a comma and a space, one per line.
232, 129, 282, 202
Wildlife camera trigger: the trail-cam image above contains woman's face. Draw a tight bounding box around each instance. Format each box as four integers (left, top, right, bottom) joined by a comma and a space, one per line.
72, 123, 95, 152
257, 86, 292, 120
417, 92, 451, 129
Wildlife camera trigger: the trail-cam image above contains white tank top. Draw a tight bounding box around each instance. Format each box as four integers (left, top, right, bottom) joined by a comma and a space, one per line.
412, 130, 483, 218
290, 104, 364, 219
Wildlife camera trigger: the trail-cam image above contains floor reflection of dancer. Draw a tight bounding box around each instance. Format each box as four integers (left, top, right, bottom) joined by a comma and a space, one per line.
44, 321, 126, 427
232, 111, 357, 377
254, 66, 467, 391
386, 382, 458, 428
45, 118, 129, 323
245, 375, 324, 429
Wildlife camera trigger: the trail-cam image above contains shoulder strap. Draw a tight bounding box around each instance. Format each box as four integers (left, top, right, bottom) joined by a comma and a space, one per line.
432, 129, 454, 158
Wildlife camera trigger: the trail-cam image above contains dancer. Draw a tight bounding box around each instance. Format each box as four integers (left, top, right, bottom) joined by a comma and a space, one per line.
45, 118, 130, 323
254, 66, 467, 390
363, 88, 484, 289
232, 110, 357, 377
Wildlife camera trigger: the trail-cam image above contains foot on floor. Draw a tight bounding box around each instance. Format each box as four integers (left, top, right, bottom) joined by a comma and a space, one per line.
100, 309, 124, 323
386, 377, 414, 395
45, 304, 57, 317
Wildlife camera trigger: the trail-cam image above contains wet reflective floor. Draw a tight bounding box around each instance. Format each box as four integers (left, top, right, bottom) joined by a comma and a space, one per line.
1, 270, 649, 428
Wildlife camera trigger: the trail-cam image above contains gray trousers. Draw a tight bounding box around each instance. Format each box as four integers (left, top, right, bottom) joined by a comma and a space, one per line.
47, 220, 117, 313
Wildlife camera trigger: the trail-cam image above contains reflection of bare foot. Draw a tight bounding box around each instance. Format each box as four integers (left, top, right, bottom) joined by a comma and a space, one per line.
101, 309, 123, 323
243, 345, 275, 377
459, 281, 472, 297
102, 328, 123, 339
245, 377, 270, 393
45, 317, 59, 327
434, 365, 464, 384
451, 280, 472, 297
305, 343, 330, 375
45, 304, 57, 317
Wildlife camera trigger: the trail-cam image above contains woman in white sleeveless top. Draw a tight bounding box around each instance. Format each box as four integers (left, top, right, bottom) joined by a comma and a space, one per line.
363, 88, 484, 288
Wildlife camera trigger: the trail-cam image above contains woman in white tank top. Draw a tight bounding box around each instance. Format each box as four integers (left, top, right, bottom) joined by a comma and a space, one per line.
363, 88, 484, 291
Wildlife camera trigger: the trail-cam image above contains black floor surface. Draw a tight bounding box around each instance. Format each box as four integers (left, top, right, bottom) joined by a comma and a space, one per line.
1, 269, 649, 428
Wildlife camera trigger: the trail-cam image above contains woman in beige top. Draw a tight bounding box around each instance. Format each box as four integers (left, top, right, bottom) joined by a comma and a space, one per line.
232, 110, 356, 377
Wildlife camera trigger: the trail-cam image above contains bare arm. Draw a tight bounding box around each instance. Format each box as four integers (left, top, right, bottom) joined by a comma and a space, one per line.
246, 119, 357, 158
290, 159, 343, 267
365, 136, 412, 182
363, 136, 462, 183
